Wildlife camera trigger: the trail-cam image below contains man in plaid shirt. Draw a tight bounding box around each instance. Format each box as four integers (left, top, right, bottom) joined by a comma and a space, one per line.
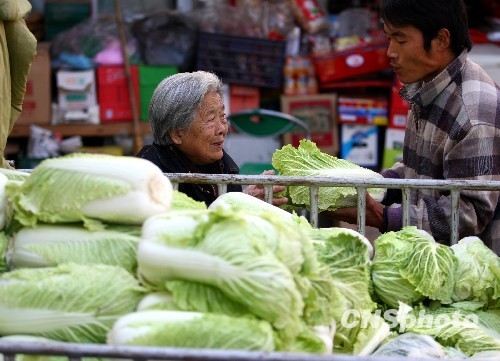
331, 0, 499, 254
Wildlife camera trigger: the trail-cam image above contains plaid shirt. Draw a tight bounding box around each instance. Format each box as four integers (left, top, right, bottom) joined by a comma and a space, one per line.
382, 50, 500, 254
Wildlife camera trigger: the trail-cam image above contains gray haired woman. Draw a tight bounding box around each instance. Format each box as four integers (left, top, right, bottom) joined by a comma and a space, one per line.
137, 71, 287, 206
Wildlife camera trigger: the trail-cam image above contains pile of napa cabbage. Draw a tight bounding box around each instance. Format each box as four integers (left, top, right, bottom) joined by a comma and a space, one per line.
0, 152, 498, 360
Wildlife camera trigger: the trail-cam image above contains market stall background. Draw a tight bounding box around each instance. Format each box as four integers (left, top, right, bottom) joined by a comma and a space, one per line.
8, 0, 500, 172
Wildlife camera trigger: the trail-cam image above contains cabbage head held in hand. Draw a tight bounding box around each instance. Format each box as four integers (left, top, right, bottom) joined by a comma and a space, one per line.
272, 140, 386, 212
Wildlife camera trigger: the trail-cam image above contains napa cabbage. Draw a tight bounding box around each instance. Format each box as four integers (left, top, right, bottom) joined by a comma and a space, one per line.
451, 236, 500, 309
307, 227, 384, 353
6, 153, 173, 230
0, 168, 30, 181
10, 224, 139, 274
271, 140, 386, 212
137, 207, 304, 336
0, 263, 145, 343
170, 190, 207, 211
311, 227, 376, 313
396, 304, 500, 356
0, 231, 8, 274
371, 226, 457, 308
107, 310, 275, 351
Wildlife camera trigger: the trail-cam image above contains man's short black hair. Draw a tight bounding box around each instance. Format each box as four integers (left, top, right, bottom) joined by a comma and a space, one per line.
381, 0, 472, 56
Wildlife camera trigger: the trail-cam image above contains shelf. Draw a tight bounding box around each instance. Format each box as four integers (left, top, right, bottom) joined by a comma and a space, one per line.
319, 80, 393, 90
8, 122, 152, 138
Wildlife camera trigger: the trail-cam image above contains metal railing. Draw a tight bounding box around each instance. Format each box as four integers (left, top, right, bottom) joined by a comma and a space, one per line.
0, 341, 428, 361
166, 173, 500, 245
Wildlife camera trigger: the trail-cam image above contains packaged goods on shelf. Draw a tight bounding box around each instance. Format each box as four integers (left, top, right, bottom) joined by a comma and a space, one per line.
389, 80, 410, 129
382, 127, 405, 170
338, 97, 388, 126
281, 93, 338, 155
340, 124, 381, 169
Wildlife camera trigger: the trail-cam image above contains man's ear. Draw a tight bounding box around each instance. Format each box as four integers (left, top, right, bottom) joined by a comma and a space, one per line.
436, 28, 451, 48
169, 129, 183, 145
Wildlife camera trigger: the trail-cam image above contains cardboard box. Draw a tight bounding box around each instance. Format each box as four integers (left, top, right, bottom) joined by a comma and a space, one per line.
139, 65, 178, 121
389, 80, 410, 128
56, 69, 98, 124
340, 124, 381, 168
96, 65, 139, 123
382, 128, 405, 169
338, 96, 388, 125
281, 94, 338, 155
16, 42, 52, 125
57, 69, 96, 110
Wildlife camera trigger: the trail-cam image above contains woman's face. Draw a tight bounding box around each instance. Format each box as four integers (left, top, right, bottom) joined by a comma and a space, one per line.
171, 91, 228, 165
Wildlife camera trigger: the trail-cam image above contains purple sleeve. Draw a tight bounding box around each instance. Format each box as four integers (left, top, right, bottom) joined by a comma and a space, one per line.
381, 169, 403, 232
385, 206, 403, 232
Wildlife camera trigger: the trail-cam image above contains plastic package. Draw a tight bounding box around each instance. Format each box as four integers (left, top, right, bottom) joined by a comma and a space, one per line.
195, 0, 294, 39
371, 332, 447, 359
27, 125, 60, 159
51, 16, 140, 69
289, 0, 328, 34
131, 10, 198, 69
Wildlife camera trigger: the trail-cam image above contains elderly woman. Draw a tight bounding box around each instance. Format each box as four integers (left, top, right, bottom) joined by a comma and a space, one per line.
137, 71, 287, 206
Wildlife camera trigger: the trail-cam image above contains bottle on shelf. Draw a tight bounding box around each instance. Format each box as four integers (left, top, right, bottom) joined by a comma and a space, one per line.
283, 56, 297, 96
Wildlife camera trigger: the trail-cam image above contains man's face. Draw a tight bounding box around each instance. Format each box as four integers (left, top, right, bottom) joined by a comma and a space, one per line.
384, 23, 446, 84
172, 91, 228, 165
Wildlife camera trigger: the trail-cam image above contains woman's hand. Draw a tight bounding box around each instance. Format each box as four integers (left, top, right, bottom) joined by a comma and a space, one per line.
243, 170, 288, 206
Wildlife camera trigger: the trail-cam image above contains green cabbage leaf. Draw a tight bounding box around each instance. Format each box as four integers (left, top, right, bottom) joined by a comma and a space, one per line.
271, 140, 386, 212
451, 236, 500, 309
0, 263, 145, 343
371, 226, 457, 308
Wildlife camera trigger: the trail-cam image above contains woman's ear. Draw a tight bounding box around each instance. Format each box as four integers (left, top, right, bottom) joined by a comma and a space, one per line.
169, 129, 183, 145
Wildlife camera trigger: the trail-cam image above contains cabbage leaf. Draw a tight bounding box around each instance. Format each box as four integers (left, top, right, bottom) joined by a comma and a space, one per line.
451, 237, 500, 309
0, 263, 145, 343
271, 140, 386, 212
107, 310, 275, 351
371, 226, 457, 307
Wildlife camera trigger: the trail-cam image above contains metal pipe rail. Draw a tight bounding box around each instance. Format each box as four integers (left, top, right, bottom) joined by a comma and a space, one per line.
166, 173, 500, 245
0, 341, 427, 361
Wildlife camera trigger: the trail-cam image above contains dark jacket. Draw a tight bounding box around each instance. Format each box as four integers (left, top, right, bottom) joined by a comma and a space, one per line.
137, 143, 242, 206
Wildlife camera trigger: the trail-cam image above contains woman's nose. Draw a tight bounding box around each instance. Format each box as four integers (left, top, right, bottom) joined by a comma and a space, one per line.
217, 117, 228, 135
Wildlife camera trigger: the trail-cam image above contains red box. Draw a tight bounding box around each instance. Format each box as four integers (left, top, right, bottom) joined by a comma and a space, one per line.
312, 41, 390, 83
229, 85, 260, 114
389, 80, 410, 129
97, 65, 139, 123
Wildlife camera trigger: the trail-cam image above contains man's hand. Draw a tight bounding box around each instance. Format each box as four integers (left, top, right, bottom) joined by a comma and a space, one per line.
326, 193, 385, 231
243, 170, 288, 206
